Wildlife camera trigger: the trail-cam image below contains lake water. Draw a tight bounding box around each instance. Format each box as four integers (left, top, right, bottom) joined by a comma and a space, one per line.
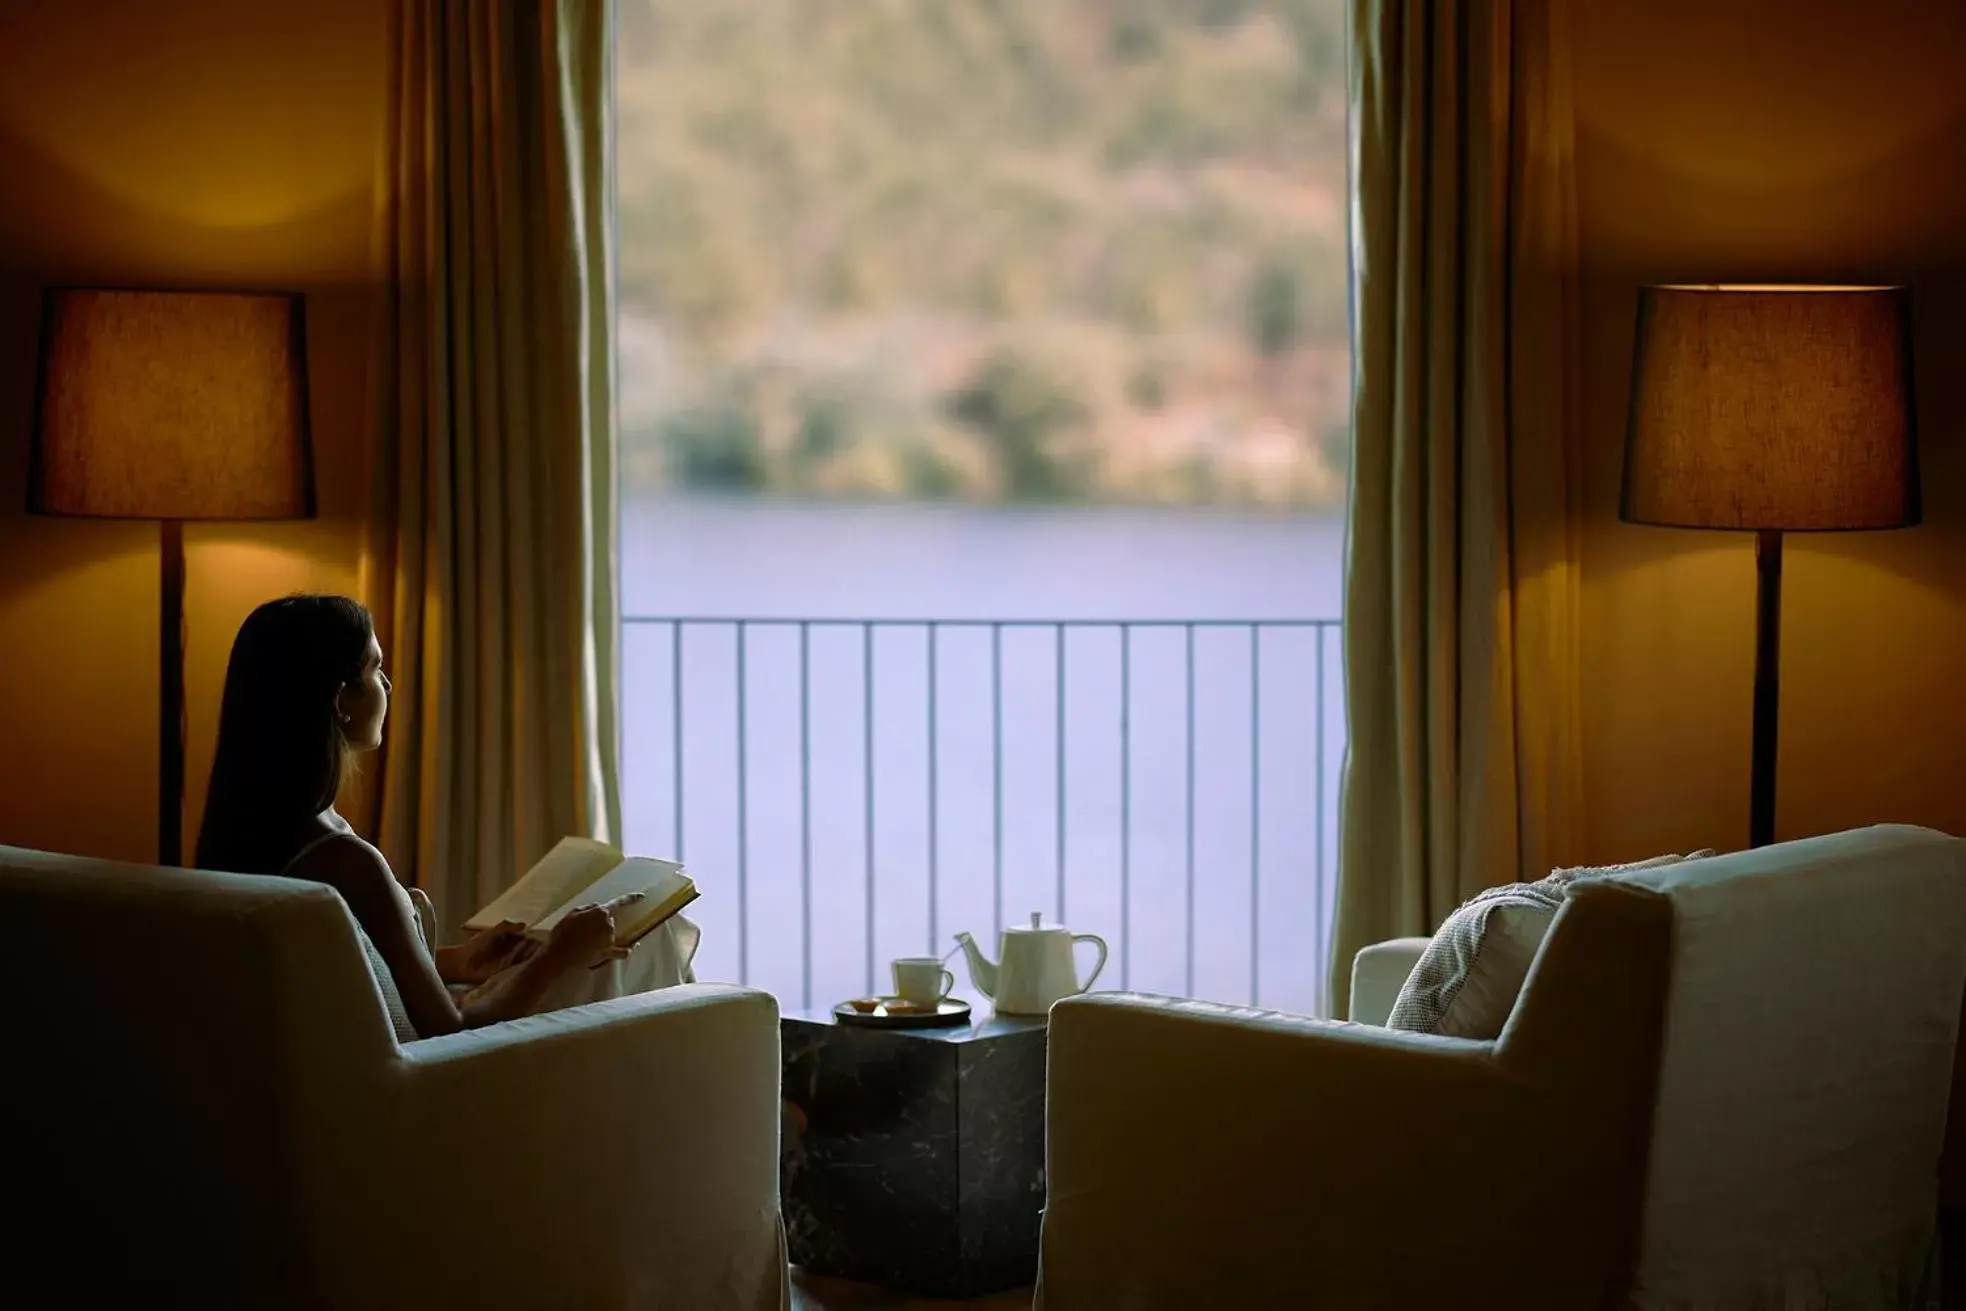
620, 495, 1347, 1016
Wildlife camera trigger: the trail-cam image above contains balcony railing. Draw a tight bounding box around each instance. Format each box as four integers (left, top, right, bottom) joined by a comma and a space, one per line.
622, 616, 1344, 1018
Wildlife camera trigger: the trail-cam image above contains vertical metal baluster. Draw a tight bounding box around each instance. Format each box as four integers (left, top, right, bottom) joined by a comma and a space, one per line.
1120, 623, 1131, 992
992, 622, 1004, 941
927, 622, 939, 955
672, 621, 684, 861
1249, 624, 1262, 1008
736, 621, 749, 987
1055, 624, 1066, 925
1185, 622, 1197, 1000
800, 621, 812, 1012
1315, 623, 1328, 1018
863, 623, 876, 998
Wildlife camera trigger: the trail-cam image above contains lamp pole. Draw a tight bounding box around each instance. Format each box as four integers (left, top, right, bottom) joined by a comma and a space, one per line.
159, 520, 186, 867
1748, 530, 1782, 850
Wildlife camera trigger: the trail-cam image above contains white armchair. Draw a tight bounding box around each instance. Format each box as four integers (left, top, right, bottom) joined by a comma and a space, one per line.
1040, 879, 1674, 1309
0, 844, 790, 1311
1039, 826, 1966, 1310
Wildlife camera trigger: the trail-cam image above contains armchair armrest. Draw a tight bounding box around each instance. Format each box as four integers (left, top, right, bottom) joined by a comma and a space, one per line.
303, 984, 789, 1311
1039, 884, 1672, 1311
1041, 997, 1552, 1309
1348, 935, 1431, 1024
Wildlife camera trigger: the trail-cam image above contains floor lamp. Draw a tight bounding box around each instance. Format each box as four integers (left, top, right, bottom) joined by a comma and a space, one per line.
1621, 283, 1919, 850
29, 288, 316, 867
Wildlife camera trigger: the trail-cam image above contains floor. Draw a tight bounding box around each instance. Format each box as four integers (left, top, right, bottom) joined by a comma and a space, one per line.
790, 1270, 1032, 1310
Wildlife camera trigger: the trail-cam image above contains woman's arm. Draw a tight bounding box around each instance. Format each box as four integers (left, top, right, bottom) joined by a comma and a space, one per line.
298, 836, 465, 1036
434, 922, 535, 986
295, 837, 620, 1036
454, 902, 637, 1024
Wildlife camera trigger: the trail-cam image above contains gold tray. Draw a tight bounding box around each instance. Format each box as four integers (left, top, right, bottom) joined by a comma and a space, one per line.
831, 996, 972, 1029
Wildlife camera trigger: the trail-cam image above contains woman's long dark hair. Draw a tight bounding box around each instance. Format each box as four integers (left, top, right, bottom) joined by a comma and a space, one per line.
196, 595, 375, 875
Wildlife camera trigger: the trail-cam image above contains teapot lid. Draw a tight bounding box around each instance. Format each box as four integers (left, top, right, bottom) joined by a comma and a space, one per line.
1007, 911, 1062, 935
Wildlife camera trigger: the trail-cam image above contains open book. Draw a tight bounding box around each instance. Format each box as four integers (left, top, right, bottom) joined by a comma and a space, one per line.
463, 837, 698, 948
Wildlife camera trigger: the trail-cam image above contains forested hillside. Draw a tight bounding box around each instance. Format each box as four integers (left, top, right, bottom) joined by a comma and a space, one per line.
616, 0, 1351, 509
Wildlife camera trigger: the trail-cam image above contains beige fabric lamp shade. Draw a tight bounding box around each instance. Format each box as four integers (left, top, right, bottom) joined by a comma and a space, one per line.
30, 289, 315, 520
1622, 285, 1918, 532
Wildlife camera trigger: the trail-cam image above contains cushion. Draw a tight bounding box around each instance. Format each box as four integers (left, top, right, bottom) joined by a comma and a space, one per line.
1386, 851, 1712, 1038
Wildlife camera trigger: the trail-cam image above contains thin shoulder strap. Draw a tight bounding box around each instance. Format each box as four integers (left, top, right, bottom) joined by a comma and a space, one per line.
406, 885, 436, 953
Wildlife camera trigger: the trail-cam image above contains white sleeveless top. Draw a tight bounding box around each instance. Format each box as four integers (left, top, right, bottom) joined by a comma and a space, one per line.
285, 832, 426, 1044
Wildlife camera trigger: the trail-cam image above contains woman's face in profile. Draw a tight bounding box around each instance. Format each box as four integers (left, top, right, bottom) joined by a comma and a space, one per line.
337, 634, 391, 752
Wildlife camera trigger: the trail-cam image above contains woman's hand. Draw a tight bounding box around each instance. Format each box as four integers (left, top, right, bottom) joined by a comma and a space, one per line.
437, 920, 538, 986
455, 893, 647, 1025
544, 893, 645, 970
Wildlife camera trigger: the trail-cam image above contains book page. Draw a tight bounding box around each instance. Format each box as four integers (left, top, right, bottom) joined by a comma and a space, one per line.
463, 836, 624, 932
529, 856, 694, 945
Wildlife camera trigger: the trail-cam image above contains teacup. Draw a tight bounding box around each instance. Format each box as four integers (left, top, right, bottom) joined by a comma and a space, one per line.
892, 956, 955, 1005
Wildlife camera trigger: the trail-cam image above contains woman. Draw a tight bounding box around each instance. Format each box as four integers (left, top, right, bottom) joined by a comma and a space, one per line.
196, 594, 633, 1039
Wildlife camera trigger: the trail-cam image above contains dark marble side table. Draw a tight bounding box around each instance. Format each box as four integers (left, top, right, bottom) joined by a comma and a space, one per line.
780, 1010, 1048, 1298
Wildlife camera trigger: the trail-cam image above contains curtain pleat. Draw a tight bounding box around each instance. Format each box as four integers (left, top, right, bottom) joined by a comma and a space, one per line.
362, 0, 621, 932
1332, 0, 1583, 1014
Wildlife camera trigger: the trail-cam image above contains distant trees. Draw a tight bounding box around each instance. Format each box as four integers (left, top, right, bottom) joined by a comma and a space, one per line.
1248, 258, 1304, 359
615, 0, 1353, 510
945, 352, 1092, 501
661, 402, 766, 492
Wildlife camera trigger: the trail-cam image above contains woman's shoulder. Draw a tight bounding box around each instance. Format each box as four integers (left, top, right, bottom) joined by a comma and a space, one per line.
283, 830, 397, 899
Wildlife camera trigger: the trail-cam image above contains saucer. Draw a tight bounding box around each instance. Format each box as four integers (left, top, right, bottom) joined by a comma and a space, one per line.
832, 996, 972, 1029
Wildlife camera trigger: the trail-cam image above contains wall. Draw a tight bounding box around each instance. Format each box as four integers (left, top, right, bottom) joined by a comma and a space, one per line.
3, 0, 1961, 868
1573, 0, 1966, 859
0, 0, 389, 860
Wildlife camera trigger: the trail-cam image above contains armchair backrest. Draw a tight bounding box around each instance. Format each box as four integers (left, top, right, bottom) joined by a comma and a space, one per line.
1605, 825, 1966, 1309
0, 844, 400, 1292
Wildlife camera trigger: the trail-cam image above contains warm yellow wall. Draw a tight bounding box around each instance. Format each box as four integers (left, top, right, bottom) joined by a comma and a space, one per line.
1574, 0, 1966, 858
0, 0, 389, 861
2, 0, 1959, 869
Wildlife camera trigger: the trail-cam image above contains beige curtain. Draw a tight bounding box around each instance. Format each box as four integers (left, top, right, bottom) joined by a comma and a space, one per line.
361, 0, 621, 931
1332, 0, 1584, 1014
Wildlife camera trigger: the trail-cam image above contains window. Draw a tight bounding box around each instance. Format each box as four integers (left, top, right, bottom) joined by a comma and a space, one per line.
616, 0, 1349, 1015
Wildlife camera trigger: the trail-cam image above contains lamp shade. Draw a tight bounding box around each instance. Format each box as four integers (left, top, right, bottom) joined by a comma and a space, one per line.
1622, 284, 1917, 532
30, 288, 315, 520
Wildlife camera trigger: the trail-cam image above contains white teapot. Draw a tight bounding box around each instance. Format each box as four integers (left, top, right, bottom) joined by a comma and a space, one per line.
954, 913, 1108, 1017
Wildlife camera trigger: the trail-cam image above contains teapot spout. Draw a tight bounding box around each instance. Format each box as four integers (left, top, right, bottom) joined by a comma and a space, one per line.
953, 932, 997, 998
